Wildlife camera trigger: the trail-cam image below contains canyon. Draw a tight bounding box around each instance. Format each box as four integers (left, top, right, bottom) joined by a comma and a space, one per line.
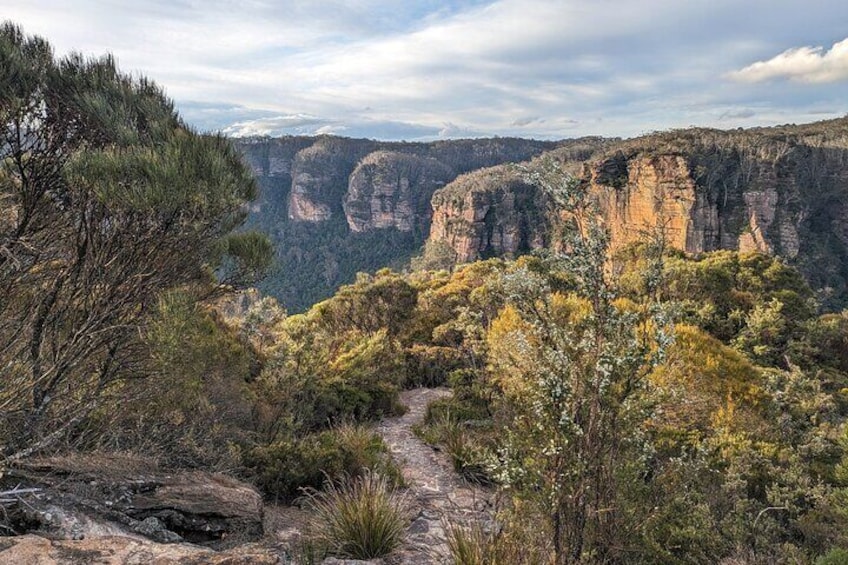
236, 117, 848, 310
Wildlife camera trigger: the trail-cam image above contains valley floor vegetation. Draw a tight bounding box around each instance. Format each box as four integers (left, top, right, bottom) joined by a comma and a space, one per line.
3, 22, 848, 565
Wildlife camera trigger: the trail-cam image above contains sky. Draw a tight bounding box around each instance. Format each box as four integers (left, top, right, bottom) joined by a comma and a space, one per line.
3, 1, 847, 141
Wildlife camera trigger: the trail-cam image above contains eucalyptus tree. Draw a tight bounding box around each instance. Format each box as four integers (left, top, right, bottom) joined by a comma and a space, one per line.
0, 23, 271, 461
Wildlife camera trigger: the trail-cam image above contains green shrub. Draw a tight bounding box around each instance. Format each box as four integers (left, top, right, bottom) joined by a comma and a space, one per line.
310, 380, 403, 426
445, 522, 489, 565
403, 344, 465, 388
417, 399, 494, 485
423, 396, 489, 425
816, 548, 848, 565
244, 424, 401, 501
445, 518, 547, 565
302, 472, 409, 559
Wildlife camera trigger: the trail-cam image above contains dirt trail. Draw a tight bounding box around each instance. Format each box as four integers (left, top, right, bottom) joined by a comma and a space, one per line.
376, 388, 492, 564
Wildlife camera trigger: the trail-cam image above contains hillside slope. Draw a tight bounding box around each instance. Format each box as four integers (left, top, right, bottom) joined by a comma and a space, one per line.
427, 118, 848, 308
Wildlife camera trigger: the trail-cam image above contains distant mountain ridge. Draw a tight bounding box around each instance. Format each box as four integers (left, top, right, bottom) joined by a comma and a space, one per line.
235, 118, 848, 311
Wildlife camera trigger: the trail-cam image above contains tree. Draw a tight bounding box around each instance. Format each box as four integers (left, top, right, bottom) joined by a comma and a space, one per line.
0, 23, 270, 461
488, 158, 671, 563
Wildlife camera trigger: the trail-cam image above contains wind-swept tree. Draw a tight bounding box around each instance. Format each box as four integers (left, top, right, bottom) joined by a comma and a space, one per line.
0, 23, 271, 461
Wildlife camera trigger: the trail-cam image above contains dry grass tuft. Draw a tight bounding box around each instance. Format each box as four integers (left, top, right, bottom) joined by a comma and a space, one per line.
301, 471, 409, 559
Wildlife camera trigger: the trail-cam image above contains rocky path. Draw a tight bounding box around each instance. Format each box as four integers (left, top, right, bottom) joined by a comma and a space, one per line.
376, 388, 492, 564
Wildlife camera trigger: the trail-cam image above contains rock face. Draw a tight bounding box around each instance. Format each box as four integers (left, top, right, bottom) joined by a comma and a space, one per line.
429, 166, 549, 262
233, 135, 561, 311
235, 121, 848, 308
344, 151, 454, 233
590, 153, 720, 255
288, 138, 375, 222
425, 118, 848, 305
235, 135, 559, 229
0, 535, 280, 564
3, 455, 264, 548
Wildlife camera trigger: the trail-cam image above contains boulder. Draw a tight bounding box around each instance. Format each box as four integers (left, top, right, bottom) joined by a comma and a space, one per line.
3, 455, 264, 547
0, 534, 280, 564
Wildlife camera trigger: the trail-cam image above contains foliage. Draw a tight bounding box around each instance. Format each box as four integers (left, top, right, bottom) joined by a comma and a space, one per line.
238, 135, 557, 313
85, 291, 257, 471
301, 471, 409, 559
403, 345, 465, 387
483, 158, 671, 564
650, 324, 766, 441
445, 503, 556, 565
817, 548, 848, 565
417, 408, 493, 485
257, 325, 405, 435
245, 194, 848, 557
244, 424, 401, 502
411, 239, 459, 272
0, 23, 269, 461
243, 221, 848, 560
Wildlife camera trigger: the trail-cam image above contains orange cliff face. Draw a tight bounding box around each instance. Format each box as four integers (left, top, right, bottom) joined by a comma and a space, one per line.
233, 120, 848, 307
424, 120, 848, 304
428, 166, 549, 262
591, 153, 720, 255
426, 153, 727, 263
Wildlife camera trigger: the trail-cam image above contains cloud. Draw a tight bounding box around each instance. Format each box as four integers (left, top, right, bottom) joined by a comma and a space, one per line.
730, 38, 848, 84
718, 108, 756, 121
510, 117, 543, 127
221, 114, 442, 141
222, 114, 330, 136
5, 1, 848, 139
437, 122, 487, 138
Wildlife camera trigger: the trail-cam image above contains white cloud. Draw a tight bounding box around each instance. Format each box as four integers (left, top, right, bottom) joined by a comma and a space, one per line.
221, 114, 331, 137
4, 0, 848, 139
730, 38, 848, 84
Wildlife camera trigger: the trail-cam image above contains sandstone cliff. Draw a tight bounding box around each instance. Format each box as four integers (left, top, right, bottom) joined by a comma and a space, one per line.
287, 138, 375, 222
344, 151, 454, 233
426, 118, 848, 305
429, 166, 549, 261
234, 136, 559, 311
235, 120, 848, 309
236, 135, 559, 229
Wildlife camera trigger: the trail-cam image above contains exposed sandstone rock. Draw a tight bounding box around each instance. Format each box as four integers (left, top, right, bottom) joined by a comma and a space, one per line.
425, 118, 848, 304
232, 135, 566, 310
4, 455, 264, 547
344, 151, 453, 233
288, 139, 374, 222
237, 137, 314, 179
429, 166, 548, 262
0, 534, 280, 564
592, 154, 720, 254
236, 135, 561, 227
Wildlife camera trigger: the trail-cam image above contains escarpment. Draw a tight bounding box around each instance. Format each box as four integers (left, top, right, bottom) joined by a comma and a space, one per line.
234, 135, 559, 310
429, 166, 549, 262
237, 135, 559, 228
424, 118, 848, 306
344, 151, 454, 233
288, 138, 376, 222
234, 119, 848, 309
